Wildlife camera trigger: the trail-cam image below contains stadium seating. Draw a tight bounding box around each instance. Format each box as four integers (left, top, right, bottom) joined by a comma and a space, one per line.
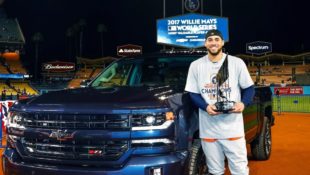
0, 64, 9, 74
6, 59, 27, 74
90, 68, 102, 78
0, 82, 17, 96
75, 68, 93, 79
67, 68, 103, 88
67, 68, 93, 88
67, 78, 84, 89
10, 81, 38, 95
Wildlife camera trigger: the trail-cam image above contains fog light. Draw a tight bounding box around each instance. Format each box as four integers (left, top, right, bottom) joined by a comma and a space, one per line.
145, 116, 156, 125
150, 167, 162, 175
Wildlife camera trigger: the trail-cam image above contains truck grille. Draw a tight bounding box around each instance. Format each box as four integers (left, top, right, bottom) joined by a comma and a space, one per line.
22, 113, 130, 130
21, 138, 129, 161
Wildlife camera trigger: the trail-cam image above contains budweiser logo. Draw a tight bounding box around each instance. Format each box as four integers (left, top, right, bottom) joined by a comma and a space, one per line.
44, 64, 74, 70
42, 61, 75, 72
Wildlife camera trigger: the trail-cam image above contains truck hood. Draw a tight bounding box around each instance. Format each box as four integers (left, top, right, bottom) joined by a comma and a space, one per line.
13, 86, 175, 113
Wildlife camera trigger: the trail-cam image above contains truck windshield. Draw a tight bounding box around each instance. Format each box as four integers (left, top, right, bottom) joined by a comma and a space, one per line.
90, 56, 199, 88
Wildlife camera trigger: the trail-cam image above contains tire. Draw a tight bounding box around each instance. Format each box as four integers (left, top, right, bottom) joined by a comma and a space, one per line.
251, 116, 272, 160
183, 139, 208, 175
2, 156, 8, 175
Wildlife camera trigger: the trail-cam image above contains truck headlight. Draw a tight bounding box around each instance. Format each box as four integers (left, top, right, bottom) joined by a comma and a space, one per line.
131, 112, 175, 130
8, 112, 25, 129
7, 112, 25, 148
145, 116, 156, 125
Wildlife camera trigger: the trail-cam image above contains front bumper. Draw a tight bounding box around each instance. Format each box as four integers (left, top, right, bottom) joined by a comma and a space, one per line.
2, 148, 185, 175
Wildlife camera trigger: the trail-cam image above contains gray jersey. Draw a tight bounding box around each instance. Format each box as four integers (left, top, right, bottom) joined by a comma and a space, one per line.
185, 53, 254, 139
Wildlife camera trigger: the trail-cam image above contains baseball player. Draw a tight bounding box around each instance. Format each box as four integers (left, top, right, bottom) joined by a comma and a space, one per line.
185, 29, 255, 175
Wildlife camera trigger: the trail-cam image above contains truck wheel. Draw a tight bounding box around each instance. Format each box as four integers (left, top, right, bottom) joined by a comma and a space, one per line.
184, 139, 208, 175
2, 158, 8, 175
251, 116, 272, 160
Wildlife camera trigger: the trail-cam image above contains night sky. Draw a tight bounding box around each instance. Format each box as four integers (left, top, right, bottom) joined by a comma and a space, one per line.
2, 0, 310, 66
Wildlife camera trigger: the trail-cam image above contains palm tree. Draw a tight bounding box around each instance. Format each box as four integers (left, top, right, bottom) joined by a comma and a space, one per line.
66, 27, 74, 59
97, 24, 107, 57
72, 23, 80, 57
31, 32, 44, 80
78, 18, 87, 57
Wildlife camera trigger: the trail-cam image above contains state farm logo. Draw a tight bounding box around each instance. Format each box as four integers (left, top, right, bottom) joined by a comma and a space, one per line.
117, 44, 142, 57
118, 49, 141, 54
42, 61, 75, 72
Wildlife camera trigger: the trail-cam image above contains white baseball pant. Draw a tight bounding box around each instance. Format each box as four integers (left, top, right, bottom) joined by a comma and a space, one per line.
201, 137, 249, 175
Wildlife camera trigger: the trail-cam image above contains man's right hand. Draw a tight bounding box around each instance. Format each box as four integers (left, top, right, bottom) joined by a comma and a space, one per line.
206, 104, 221, 115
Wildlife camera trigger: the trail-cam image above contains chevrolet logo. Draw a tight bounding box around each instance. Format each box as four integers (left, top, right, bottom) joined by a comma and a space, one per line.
49, 130, 75, 141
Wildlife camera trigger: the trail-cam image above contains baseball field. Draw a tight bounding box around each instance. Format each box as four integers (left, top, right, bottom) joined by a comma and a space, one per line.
273, 95, 310, 113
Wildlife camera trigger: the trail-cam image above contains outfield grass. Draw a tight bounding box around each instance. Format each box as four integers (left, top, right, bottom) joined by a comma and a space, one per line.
273, 95, 310, 113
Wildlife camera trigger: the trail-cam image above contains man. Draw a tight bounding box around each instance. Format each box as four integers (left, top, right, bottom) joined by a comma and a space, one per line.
280, 80, 286, 87
185, 29, 255, 175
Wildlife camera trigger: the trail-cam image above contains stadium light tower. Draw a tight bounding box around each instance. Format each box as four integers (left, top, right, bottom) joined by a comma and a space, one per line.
163, 0, 166, 17
32, 32, 44, 81
163, 0, 166, 50
220, 0, 223, 16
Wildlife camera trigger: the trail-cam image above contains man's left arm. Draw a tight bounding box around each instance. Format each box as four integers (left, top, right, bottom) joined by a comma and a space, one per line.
232, 85, 255, 113
241, 85, 255, 107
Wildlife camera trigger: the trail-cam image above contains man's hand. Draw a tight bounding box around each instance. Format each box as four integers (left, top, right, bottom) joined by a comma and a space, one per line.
231, 102, 245, 113
206, 104, 221, 116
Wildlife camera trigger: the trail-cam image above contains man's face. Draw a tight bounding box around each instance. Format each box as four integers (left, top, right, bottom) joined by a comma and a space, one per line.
205, 36, 224, 56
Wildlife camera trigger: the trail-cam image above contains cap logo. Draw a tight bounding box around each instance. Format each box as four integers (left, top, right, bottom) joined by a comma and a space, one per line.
205, 29, 223, 40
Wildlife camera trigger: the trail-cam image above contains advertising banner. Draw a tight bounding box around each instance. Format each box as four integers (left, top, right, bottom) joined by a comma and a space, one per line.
42, 61, 75, 72
157, 13, 229, 48
0, 73, 26, 79
246, 41, 272, 55
274, 86, 304, 95
117, 44, 142, 57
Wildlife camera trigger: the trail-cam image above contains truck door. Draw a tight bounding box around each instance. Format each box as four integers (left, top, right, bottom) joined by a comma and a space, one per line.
244, 87, 260, 142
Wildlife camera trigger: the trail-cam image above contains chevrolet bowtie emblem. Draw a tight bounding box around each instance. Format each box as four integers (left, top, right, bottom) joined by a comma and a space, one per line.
49, 130, 75, 141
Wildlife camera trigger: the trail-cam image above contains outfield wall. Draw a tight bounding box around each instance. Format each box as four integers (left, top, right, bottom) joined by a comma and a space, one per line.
270, 86, 310, 95
270, 86, 310, 113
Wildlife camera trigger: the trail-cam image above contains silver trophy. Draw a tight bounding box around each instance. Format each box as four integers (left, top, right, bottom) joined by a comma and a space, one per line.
214, 55, 235, 113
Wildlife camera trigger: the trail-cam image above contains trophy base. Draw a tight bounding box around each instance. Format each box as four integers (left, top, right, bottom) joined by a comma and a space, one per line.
214, 101, 235, 113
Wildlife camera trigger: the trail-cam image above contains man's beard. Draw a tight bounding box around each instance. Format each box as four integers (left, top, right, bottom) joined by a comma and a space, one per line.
207, 47, 222, 56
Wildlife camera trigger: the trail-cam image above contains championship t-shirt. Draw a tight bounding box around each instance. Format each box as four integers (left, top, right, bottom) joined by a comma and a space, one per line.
185, 53, 254, 139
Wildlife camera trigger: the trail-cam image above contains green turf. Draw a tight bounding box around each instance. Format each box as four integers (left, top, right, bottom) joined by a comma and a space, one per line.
273, 96, 310, 113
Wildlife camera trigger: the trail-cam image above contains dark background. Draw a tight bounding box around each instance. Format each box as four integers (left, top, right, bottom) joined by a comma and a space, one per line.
2, 0, 310, 65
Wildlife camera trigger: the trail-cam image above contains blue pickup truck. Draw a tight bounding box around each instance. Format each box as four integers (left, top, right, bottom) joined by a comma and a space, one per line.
3, 52, 273, 175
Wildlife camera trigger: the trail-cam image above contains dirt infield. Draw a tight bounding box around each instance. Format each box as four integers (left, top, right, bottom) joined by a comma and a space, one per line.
246, 112, 310, 175
0, 112, 309, 175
